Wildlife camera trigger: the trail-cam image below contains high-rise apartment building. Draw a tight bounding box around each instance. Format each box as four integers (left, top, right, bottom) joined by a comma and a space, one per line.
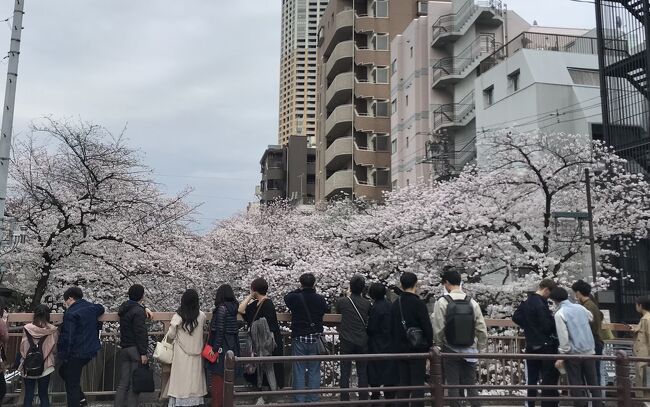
279, 0, 330, 146
316, 0, 428, 202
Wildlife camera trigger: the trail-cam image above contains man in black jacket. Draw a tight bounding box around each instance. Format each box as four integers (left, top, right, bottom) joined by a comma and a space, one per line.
512, 279, 560, 407
115, 284, 149, 407
284, 273, 328, 403
390, 272, 433, 407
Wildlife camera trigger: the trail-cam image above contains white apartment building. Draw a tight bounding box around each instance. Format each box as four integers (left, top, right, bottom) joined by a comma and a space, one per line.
279, 0, 329, 146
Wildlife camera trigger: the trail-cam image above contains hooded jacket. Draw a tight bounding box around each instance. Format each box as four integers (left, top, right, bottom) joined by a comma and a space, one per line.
20, 323, 59, 377
118, 300, 148, 356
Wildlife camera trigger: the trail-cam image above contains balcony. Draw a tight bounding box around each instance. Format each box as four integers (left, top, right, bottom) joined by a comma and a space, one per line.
479, 32, 601, 74
355, 15, 390, 34
261, 189, 284, 202
431, 34, 499, 88
354, 177, 390, 201
325, 104, 353, 140
326, 41, 354, 79
432, 92, 476, 131
322, 9, 354, 57
355, 80, 390, 100
354, 143, 391, 168
325, 169, 353, 198
431, 0, 504, 48
262, 167, 284, 180
355, 46, 391, 67
355, 111, 391, 134
325, 137, 353, 170
326, 72, 354, 110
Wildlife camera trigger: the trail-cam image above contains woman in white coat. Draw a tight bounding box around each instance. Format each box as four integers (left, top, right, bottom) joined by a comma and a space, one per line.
165, 289, 207, 407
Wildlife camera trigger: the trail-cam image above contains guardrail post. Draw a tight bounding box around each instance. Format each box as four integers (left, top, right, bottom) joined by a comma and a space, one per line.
615, 350, 632, 407
223, 351, 236, 407
431, 347, 444, 407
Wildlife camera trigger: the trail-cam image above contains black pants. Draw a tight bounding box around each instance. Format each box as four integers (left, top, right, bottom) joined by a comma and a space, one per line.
525, 346, 560, 407
594, 341, 604, 385
565, 358, 602, 407
396, 359, 426, 407
0, 371, 6, 407
340, 339, 369, 401
59, 357, 91, 407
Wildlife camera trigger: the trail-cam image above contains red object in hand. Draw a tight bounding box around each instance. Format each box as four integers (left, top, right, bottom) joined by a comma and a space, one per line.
201, 344, 219, 363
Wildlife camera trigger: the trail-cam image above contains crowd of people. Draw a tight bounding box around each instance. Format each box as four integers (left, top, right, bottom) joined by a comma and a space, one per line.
0, 271, 647, 407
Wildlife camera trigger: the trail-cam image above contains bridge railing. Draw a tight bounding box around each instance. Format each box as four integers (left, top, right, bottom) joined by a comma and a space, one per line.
0, 313, 637, 404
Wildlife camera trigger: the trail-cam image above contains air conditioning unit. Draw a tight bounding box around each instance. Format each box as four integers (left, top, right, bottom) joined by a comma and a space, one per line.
417, 1, 428, 16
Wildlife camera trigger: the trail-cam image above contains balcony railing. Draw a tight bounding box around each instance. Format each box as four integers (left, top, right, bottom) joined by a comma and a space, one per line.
433, 91, 475, 130
480, 32, 602, 74
432, 0, 503, 45
432, 34, 499, 85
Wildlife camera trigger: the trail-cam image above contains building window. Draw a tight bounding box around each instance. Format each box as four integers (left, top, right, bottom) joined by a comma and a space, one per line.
373, 34, 389, 51
391, 139, 397, 154
392, 180, 398, 189
307, 174, 316, 184
406, 136, 409, 148
410, 46, 414, 58
508, 69, 520, 93
483, 85, 494, 107
375, 100, 389, 117
568, 68, 600, 86
373, 0, 389, 17
406, 179, 410, 186
374, 66, 389, 84
391, 59, 397, 75
405, 94, 409, 106
391, 98, 397, 115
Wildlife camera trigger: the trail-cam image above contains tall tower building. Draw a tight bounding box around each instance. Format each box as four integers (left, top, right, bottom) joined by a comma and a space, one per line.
279, 0, 329, 146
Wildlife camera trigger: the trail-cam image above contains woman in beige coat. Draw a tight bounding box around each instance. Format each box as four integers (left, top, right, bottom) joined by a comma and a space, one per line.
634, 296, 650, 399
165, 289, 207, 407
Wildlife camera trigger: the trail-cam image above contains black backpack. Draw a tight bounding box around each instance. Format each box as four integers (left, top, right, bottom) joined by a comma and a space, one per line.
444, 295, 476, 347
23, 330, 45, 377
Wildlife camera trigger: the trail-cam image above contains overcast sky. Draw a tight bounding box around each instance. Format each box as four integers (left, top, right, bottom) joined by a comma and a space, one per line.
1, 0, 596, 233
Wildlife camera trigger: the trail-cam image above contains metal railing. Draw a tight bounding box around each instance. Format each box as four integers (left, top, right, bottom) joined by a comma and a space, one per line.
223, 349, 648, 407
480, 32, 601, 74
432, 0, 503, 44
433, 91, 475, 130
432, 34, 499, 84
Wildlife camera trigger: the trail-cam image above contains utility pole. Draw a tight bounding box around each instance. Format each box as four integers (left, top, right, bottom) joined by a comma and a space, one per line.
0, 0, 24, 225
585, 168, 598, 287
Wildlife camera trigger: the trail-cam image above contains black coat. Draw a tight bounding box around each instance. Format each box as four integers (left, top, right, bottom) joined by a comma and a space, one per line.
367, 299, 397, 386
389, 292, 433, 353
118, 300, 148, 356
512, 293, 557, 351
284, 288, 328, 337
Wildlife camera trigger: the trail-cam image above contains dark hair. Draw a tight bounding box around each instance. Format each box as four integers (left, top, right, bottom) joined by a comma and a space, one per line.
441, 269, 462, 286
299, 273, 316, 289
368, 283, 386, 301
251, 278, 269, 295
400, 272, 418, 290
128, 284, 145, 302
33, 304, 51, 327
177, 289, 200, 334
539, 278, 558, 291
636, 296, 650, 312
549, 287, 569, 302
63, 287, 83, 301
214, 284, 237, 307
349, 275, 366, 295
571, 280, 592, 297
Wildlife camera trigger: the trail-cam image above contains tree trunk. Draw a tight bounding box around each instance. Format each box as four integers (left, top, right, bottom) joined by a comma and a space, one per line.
30, 255, 52, 311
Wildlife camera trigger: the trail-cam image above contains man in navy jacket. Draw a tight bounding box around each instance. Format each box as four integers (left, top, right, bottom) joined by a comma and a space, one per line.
513, 279, 560, 407
58, 286, 105, 407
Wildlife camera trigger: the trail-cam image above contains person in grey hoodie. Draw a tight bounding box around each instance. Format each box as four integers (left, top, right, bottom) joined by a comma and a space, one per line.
549, 287, 601, 407
115, 284, 149, 407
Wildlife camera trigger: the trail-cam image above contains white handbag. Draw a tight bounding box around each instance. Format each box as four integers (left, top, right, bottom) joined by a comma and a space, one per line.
153, 333, 174, 364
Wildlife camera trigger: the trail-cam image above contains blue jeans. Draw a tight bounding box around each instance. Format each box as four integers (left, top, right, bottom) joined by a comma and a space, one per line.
24, 374, 51, 407
292, 338, 320, 403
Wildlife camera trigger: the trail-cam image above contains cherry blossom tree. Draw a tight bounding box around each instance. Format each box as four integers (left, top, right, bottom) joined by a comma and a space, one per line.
4, 119, 203, 310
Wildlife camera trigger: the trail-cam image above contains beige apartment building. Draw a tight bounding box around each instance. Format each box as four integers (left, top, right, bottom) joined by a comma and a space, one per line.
278, 0, 330, 146
315, 0, 429, 202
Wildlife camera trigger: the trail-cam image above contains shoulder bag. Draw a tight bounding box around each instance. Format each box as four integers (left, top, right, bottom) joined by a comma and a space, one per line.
348, 296, 367, 327
398, 296, 428, 351
132, 364, 155, 394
